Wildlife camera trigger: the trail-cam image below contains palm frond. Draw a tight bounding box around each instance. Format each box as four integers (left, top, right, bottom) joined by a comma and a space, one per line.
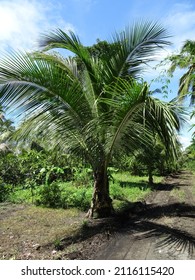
144, 97, 184, 159
108, 20, 171, 78
100, 79, 149, 157
167, 40, 195, 105
40, 29, 83, 54
0, 52, 92, 123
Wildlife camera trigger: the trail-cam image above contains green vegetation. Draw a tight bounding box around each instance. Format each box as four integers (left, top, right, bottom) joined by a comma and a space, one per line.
162, 39, 195, 175
0, 21, 183, 218
5, 164, 158, 212
183, 137, 195, 172
0, 20, 194, 218
166, 40, 195, 105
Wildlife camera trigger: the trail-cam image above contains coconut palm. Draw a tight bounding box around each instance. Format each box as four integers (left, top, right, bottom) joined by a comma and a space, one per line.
0, 21, 182, 217
0, 105, 14, 150
168, 40, 195, 105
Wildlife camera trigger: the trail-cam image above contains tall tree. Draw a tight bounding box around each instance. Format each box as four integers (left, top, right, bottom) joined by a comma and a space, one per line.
167, 40, 195, 105
0, 21, 181, 217
0, 105, 14, 152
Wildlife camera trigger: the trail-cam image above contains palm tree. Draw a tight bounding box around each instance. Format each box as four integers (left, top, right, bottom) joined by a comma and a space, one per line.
167, 40, 195, 105
0, 105, 14, 152
0, 21, 182, 217
131, 132, 182, 184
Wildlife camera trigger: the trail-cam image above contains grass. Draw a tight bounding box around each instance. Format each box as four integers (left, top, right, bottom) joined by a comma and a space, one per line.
112, 172, 163, 184
6, 187, 36, 204
111, 172, 162, 201
0, 203, 84, 259
110, 172, 163, 210
170, 188, 186, 203
6, 172, 163, 212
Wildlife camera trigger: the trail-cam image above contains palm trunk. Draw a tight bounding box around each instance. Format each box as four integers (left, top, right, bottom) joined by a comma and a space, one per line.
148, 166, 154, 185
87, 164, 114, 218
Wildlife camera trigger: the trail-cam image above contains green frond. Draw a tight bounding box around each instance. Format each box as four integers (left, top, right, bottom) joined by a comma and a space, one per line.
166, 39, 195, 105
0, 21, 181, 172
40, 29, 82, 54
143, 97, 184, 158
0, 52, 92, 123
109, 20, 171, 78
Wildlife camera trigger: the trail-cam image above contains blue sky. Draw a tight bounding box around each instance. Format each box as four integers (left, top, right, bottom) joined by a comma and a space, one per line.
0, 0, 195, 147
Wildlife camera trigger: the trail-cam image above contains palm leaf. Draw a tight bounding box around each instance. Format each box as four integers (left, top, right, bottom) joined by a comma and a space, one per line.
108, 20, 171, 78
0, 52, 92, 123
167, 40, 195, 105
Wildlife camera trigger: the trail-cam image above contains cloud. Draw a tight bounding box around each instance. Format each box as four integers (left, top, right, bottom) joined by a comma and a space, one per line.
165, 3, 195, 50
178, 113, 195, 149
0, 0, 75, 53
145, 2, 195, 84
178, 135, 191, 150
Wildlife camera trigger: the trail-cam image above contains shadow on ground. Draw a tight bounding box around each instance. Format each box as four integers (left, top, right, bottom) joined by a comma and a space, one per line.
41, 171, 195, 259
44, 200, 195, 259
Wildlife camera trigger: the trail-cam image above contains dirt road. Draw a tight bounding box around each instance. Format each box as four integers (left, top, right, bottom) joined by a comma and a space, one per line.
96, 171, 195, 260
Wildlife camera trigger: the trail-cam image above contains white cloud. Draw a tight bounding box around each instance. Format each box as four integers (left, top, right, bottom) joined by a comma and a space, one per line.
0, 0, 42, 51
145, 2, 195, 84
0, 0, 75, 53
178, 135, 191, 150
165, 3, 195, 50
178, 113, 195, 149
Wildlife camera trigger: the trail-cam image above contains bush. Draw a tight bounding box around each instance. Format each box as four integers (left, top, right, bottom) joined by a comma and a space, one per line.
37, 182, 62, 208
36, 182, 92, 210
61, 187, 92, 210
0, 154, 21, 186
0, 180, 12, 202
110, 183, 125, 200
73, 167, 93, 187
7, 186, 35, 204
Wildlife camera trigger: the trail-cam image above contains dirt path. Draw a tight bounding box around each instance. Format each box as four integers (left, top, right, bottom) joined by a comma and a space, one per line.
96, 171, 195, 260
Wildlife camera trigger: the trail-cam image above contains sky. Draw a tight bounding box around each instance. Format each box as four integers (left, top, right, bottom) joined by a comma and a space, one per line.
0, 0, 195, 148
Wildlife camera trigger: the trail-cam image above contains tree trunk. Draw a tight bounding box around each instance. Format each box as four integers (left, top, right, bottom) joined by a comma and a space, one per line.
87, 165, 114, 218
148, 166, 154, 185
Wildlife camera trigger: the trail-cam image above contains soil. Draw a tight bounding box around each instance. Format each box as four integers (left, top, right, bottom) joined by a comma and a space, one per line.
0, 170, 195, 260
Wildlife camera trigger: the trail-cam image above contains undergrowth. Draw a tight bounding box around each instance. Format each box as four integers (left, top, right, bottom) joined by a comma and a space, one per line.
6, 172, 163, 211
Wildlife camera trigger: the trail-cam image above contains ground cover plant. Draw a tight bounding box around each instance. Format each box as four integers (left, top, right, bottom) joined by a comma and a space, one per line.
4, 164, 159, 212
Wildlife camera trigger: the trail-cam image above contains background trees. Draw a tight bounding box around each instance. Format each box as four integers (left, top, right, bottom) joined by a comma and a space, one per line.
167, 40, 195, 105
165, 39, 195, 152
0, 21, 183, 217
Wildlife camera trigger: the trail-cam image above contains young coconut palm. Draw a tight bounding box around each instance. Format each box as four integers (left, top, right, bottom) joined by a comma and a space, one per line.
0, 21, 181, 217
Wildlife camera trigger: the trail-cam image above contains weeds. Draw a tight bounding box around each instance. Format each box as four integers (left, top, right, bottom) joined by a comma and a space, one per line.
6, 171, 163, 212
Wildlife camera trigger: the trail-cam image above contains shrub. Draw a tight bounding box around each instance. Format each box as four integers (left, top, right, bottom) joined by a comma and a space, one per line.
110, 183, 125, 200
0, 179, 13, 202
37, 182, 62, 208
61, 186, 92, 210
73, 167, 93, 187
36, 182, 92, 210
7, 186, 35, 204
